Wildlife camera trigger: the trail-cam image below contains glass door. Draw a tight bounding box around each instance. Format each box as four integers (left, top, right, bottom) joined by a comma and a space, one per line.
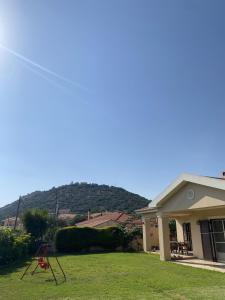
211, 219, 225, 262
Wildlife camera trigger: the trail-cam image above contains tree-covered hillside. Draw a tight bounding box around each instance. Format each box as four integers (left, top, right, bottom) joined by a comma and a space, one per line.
0, 183, 150, 220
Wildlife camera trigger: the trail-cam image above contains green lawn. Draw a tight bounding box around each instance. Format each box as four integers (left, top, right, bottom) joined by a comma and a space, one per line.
1, 252, 225, 300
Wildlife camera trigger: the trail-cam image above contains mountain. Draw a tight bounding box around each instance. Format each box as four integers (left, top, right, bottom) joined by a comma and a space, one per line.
0, 182, 150, 220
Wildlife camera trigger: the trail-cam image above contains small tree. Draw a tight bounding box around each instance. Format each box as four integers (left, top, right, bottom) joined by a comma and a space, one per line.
22, 209, 49, 240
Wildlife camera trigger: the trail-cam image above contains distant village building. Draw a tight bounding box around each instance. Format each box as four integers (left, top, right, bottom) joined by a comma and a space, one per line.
48, 208, 76, 225
2, 217, 23, 229
58, 209, 71, 214
58, 213, 76, 224
89, 212, 104, 219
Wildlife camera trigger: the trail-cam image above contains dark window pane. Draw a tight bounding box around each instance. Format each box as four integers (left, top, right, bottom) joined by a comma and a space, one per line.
200, 221, 210, 233
212, 220, 223, 232
216, 243, 225, 253
214, 233, 225, 243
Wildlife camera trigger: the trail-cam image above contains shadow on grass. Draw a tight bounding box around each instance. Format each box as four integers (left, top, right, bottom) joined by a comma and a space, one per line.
0, 252, 141, 278
0, 257, 32, 276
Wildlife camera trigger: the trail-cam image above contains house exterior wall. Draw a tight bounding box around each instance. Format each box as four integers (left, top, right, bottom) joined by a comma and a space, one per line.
141, 182, 225, 261
150, 220, 159, 248
142, 217, 159, 251
161, 183, 225, 261
160, 183, 225, 213
175, 209, 225, 259
190, 216, 204, 259
174, 216, 204, 258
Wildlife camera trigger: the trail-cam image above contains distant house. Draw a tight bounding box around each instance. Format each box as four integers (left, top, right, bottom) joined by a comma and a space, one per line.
2, 217, 22, 229
75, 212, 131, 228
58, 213, 76, 224
90, 212, 104, 219
58, 209, 72, 214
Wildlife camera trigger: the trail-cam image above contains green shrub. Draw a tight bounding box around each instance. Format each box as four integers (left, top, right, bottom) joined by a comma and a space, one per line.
0, 228, 14, 264
118, 226, 143, 251
0, 228, 31, 265
22, 209, 49, 239
13, 233, 31, 259
55, 226, 125, 253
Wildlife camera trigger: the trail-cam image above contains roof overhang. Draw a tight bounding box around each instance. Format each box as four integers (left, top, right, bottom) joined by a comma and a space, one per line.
136, 207, 158, 215
149, 173, 225, 209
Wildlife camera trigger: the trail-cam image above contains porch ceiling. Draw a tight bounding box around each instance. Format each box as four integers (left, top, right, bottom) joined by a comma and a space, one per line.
163, 206, 225, 218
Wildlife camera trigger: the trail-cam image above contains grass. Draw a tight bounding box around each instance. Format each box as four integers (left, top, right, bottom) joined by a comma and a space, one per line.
1, 252, 225, 299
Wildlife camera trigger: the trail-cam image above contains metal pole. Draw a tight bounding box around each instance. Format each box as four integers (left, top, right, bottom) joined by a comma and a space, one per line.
47, 257, 58, 285
31, 263, 39, 276
14, 196, 22, 230
55, 256, 66, 281
20, 262, 33, 280
55, 190, 59, 219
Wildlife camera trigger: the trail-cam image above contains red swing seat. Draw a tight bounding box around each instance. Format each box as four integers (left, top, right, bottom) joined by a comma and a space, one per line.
38, 257, 49, 270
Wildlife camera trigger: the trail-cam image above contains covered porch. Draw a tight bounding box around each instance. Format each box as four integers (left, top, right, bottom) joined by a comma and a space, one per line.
137, 173, 225, 263
141, 206, 225, 262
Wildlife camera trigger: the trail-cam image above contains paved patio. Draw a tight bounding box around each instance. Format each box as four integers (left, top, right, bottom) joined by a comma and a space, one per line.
151, 251, 225, 273
173, 258, 225, 273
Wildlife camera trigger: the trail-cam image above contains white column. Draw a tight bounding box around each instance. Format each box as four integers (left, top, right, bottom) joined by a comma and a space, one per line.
158, 215, 171, 261
190, 217, 203, 259
142, 216, 152, 252
175, 219, 184, 242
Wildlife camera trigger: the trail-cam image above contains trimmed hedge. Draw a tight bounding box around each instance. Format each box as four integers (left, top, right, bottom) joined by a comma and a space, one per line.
55, 226, 125, 253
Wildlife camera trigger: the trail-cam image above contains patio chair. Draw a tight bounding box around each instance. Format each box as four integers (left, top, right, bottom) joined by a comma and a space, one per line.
178, 242, 188, 255
170, 241, 178, 253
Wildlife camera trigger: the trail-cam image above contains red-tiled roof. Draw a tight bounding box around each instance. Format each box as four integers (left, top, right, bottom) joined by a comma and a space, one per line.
90, 212, 103, 218
76, 212, 130, 228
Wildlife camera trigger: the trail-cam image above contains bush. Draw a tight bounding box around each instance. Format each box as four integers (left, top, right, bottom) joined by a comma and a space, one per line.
55, 226, 125, 253
122, 226, 143, 251
22, 209, 49, 240
13, 233, 31, 259
0, 228, 31, 265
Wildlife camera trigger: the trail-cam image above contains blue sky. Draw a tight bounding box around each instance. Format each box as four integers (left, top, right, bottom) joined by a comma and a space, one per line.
0, 0, 225, 207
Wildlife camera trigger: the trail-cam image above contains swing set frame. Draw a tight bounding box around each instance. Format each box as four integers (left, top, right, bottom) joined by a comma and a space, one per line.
20, 243, 66, 285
